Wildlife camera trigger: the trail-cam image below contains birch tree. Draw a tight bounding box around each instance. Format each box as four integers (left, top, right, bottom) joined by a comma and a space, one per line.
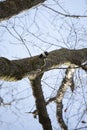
0, 0, 87, 130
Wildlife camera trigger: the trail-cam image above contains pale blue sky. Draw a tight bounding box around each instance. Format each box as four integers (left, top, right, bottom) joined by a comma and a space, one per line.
0, 0, 87, 130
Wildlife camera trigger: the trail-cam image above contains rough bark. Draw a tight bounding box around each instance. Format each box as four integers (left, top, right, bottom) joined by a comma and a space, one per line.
56, 65, 76, 130
0, 48, 87, 130
0, 0, 45, 21
30, 75, 52, 130
0, 48, 87, 81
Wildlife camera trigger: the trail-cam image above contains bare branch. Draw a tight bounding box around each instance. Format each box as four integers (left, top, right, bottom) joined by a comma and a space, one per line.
26, 96, 56, 118
56, 65, 76, 130
29, 74, 52, 130
0, 48, 87, 81
42, 4, 87, 18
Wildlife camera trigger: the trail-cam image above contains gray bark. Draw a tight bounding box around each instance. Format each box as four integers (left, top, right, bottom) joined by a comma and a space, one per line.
30, 75, 52, 130
0, 48, 87, 130
0, 0, 45, 21
0, 48, 87, 81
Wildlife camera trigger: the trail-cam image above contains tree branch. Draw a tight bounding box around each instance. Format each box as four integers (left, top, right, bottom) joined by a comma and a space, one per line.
0, 0, 46, 21
29, 75, 52, 130
56, 65, 76, 130
43, 4, 87, 18
26, 96, 56, 118
0, 48, 87, 81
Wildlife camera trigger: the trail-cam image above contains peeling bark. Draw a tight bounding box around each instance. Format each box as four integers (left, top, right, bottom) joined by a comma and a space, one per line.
0, 48, 87, 130
56, 65, 76, 130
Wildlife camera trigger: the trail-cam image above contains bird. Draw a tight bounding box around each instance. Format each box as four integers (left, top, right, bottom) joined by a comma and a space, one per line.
39, 51, 48, 58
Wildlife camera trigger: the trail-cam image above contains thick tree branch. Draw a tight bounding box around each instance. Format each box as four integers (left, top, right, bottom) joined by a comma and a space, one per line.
56, 65, 76, 130
27, 96, 56, 118
0, 0, 45, 21
29, 75, 52, 130
0, 48, 87, 81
